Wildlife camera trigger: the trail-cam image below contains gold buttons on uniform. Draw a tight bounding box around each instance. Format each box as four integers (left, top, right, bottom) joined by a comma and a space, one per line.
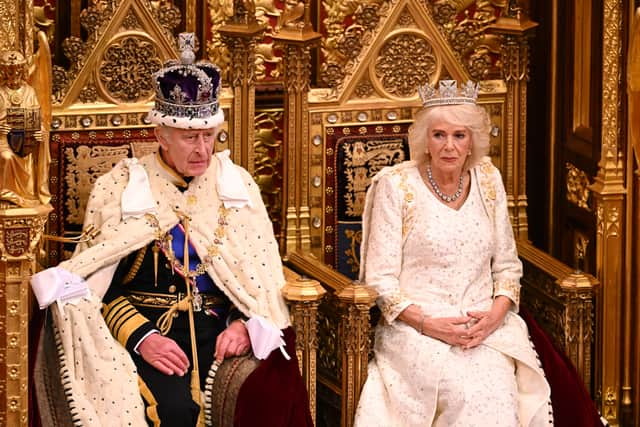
168, 285, 177, 293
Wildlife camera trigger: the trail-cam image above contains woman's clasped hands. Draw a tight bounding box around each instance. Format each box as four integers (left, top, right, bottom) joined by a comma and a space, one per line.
413, 295, 512, 349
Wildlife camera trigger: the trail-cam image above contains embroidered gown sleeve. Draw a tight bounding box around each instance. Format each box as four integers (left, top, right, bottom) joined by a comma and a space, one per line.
490, 167, 522, 309
363, 174, 412, 322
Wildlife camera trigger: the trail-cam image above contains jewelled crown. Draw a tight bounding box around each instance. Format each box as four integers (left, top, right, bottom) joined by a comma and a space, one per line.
417, 80, 479, 108
147, 33, 224, 129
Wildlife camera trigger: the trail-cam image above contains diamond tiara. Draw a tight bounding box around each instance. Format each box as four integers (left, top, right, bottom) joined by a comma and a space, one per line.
417, 80, 479, 108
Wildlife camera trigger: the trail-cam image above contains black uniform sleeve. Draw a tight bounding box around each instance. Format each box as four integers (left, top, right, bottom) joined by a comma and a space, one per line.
101, 249, 156, 352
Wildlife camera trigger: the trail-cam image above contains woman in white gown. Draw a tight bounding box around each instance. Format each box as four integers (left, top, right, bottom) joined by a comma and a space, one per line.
354, 80, 552, 427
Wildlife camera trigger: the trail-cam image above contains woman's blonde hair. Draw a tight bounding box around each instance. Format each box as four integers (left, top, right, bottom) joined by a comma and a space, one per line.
408, 103, 491, 170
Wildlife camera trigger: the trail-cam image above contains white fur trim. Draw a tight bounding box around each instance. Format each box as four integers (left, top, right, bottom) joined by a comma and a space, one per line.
146, 108, 225, 130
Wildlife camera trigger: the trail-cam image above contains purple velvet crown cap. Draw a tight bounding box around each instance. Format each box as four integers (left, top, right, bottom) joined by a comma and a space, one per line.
147, 33, 225, 130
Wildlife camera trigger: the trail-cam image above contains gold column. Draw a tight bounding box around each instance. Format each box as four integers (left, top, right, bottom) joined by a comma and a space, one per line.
218, 1, 265, 171
281, 265, 326, 424
0, 2, 46, 425
185, 0, 197, 33
490, 13, 537, 239
272, 2, 320, 253
591, 0, 625, 424
557, 271, 599, 392
0, 203, 51, 426
0, 0, 33, 60
335, 284, 377, 427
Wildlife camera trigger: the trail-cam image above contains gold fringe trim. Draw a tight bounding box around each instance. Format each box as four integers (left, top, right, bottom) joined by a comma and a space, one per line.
138, 376, 161, 427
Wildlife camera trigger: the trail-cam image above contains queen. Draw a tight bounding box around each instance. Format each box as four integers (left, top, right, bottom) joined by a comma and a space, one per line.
353, 80, 552, 426
0, 50, 51, 208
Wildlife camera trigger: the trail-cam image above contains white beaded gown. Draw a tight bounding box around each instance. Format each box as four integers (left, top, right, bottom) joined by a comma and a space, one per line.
353, 160, 552, 427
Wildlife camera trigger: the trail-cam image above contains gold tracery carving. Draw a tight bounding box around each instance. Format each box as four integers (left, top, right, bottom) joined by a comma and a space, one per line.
0, 1, 19, 52
320, 0, 508, 93
206, 0, 282, 81
53, 0, 180, 104
97, 35, 163, 103
63, 144, 131, 224
565, 162, 591, 210
374, 31, 438, 97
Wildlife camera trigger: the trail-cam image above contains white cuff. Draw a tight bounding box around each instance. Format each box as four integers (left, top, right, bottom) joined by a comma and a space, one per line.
245, 315, 290, 360
30, 266, 90, 313
133, 330, 159, 354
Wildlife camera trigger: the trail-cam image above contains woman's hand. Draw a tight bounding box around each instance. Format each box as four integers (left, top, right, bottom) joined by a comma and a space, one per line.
398, 305, 472, 347
422, 315, 474, 347
214, 319, 251, 362
463, 296, 512, 349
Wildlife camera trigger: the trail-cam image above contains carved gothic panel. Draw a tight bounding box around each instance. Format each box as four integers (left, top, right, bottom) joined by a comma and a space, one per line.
97, 34, 163, 104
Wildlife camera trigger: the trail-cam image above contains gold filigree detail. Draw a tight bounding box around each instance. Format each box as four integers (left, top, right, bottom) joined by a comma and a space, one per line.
354, 77, 374, 98
122, 10, 140, 30
565, 162, 591, 210
0, 0, 19, 52
150, 0, 181, 31
130, 140, 158, 158
374, 32, 437, 97
493, 279, 521, 306
397, 8, 414, 27
397, 170, 415, 239
377, 290, 408, 321
573, 233, 590, 273
253, 110, 284, 228
604, 387, 617, 418
606, 206, 619, 238
78, 81, 99, 103
53, 1, 178, 104
207, 0, 281, 81
596, 205, 604, 236
98, 35, 163, 103
64, 144, 131, 224
341, 139, 406, 217
321, 1, 507, 91
429, 0, 505, 80
321, 0, 386, 89
317, 298, 340, 379
343, 229, 362, 274
277, 0, 305, 31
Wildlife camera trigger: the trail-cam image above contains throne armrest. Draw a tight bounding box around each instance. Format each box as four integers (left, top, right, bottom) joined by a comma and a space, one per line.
281, 264, 326, 422
517, 240, 599, 392
285, 251, 377, 427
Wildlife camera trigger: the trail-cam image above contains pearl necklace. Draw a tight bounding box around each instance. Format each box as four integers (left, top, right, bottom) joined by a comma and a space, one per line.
426, 165, 464, 203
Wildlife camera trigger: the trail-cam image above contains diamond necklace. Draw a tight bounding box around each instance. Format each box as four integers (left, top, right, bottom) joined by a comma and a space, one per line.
426, 164, 464, 203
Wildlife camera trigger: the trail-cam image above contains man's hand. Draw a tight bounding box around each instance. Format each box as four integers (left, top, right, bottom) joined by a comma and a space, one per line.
214, 319, 251, 362
138, 332, 190, 376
